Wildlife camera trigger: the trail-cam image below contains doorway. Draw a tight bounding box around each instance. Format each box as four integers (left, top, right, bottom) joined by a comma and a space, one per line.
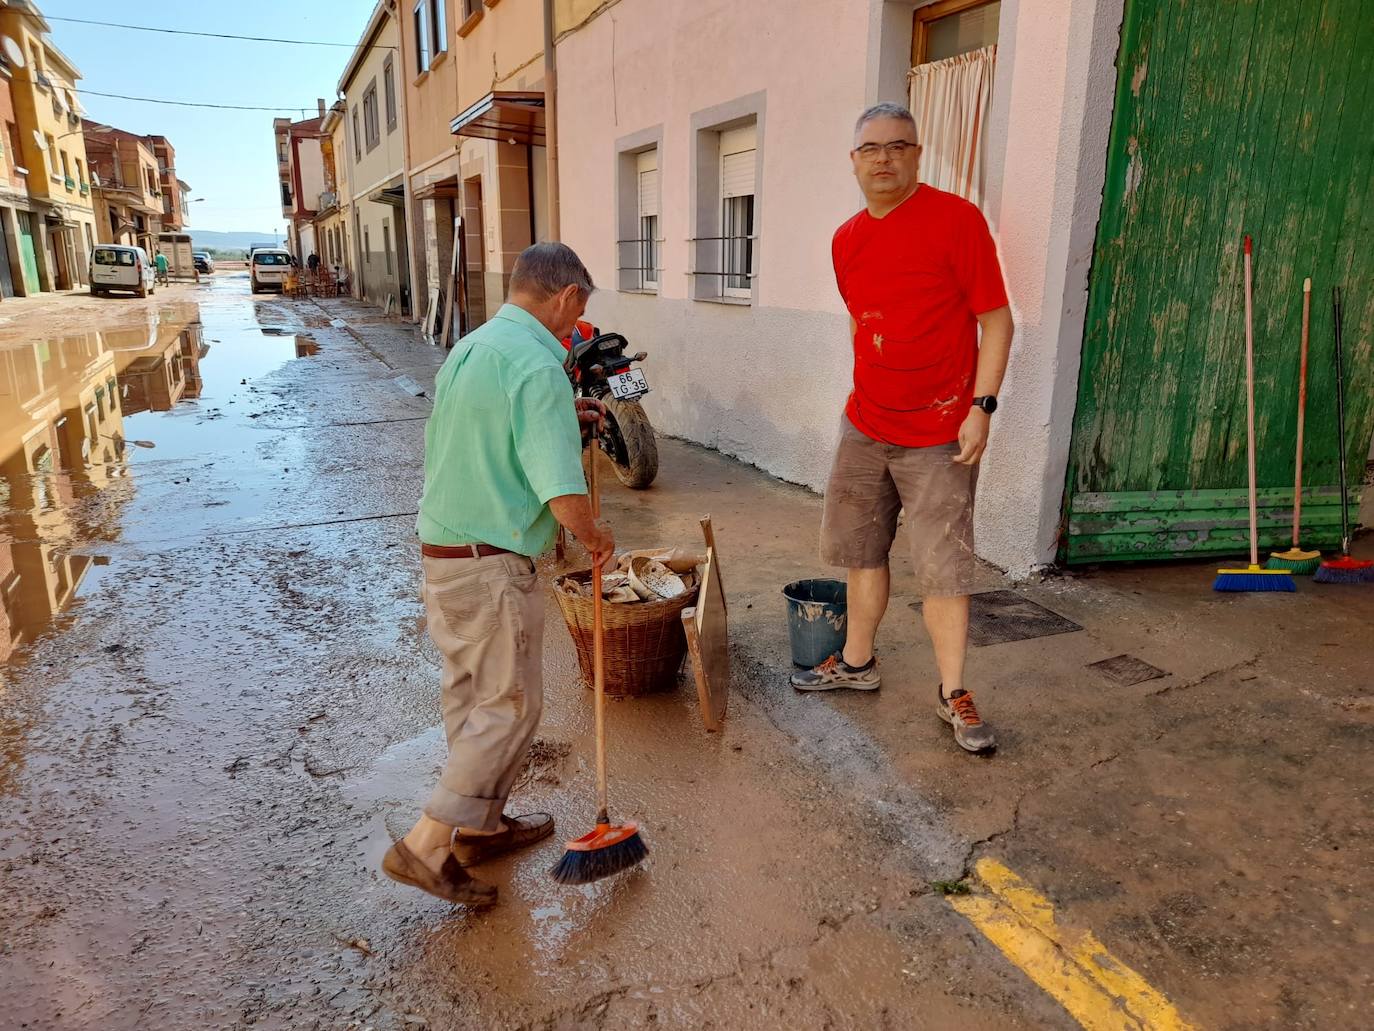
462, 176, 487, 329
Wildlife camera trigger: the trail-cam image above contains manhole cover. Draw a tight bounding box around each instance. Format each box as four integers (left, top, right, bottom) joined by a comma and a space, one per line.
911, 590, 1083, 647
1087, 654, 1167, 686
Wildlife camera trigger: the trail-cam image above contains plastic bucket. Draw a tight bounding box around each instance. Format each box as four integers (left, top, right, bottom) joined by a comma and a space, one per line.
782, 578, 848, 668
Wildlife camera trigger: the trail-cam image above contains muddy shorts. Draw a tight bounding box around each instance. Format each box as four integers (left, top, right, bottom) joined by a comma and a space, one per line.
820, 416, 979, 597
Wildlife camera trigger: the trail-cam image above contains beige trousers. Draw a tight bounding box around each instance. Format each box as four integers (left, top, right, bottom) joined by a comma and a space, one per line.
420, 552, 544, 833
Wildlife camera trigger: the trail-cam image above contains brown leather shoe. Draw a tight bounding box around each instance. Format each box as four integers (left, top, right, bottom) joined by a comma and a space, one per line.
382, 839, 497, 907
452, 812, 556, 867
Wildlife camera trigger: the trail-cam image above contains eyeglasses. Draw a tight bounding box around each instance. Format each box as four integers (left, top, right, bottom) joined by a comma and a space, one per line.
854, 140, 918, 160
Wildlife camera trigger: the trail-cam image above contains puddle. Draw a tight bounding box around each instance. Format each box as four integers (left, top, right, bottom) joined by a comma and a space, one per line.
0, 286, 322, 662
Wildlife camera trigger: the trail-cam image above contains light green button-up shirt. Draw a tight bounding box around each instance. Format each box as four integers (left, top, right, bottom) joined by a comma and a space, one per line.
416, 303, 586, 556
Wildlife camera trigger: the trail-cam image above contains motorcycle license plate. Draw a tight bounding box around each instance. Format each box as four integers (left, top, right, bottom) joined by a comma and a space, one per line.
607, 368, 649, 400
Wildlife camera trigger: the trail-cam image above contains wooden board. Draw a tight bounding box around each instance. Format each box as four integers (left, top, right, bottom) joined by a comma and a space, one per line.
682, 546, 729, 732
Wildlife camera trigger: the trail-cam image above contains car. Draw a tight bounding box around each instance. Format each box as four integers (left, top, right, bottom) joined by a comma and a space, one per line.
193, 251, 214, 274
250, 248, 293, 293
90, 244, 156, 298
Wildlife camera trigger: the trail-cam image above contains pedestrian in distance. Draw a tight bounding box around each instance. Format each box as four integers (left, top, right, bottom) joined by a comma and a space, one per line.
307, 251, 320, 273
153, 250, 169, 285
790, 102, 1014, 755
384, 242, 612, 907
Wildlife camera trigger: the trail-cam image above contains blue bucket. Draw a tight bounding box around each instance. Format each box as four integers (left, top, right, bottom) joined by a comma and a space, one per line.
782, 579, 848, 668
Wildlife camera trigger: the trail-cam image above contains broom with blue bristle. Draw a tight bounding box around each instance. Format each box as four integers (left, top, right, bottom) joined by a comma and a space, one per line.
1312, 285, 1374, 585
1214, 235, 1297, 593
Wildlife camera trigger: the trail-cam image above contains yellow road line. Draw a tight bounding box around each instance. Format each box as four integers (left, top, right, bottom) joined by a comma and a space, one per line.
949, 858, 1196, 1031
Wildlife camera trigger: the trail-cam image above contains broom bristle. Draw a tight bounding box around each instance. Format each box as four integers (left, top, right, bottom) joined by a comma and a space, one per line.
1213, 565, 1297, 592
1266, 549, 1323, 575
1312, 556, 1374, 585
549, 831, 648, 885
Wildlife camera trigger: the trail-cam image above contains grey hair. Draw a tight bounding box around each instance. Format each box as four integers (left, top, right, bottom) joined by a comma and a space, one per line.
853, 102, 919, 147
509, 242, 595, 300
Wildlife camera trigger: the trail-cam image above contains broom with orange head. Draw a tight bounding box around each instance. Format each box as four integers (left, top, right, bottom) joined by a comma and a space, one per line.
550, 445, 648, 885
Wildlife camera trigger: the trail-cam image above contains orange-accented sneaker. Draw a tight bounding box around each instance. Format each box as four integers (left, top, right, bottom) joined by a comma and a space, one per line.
790, 654, 881, 691
936, 685, 996, 753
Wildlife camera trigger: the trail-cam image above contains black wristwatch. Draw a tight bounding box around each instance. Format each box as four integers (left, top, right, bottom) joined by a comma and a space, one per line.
972, 395, 998, 415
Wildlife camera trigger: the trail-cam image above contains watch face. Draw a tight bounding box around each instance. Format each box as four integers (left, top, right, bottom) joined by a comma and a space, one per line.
977, 396, 998, 414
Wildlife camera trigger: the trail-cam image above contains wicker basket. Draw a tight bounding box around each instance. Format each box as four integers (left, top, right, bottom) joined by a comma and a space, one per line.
553, 569, 699, 697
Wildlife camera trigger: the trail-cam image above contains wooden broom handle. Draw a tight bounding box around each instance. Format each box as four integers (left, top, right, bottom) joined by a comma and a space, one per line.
589, 446, 609, 823
1292, 278, 1311, 547
1243, 236, 1259, 568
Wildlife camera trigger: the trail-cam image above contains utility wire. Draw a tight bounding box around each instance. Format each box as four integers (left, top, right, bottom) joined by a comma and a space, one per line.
43, 15, 395, 49
77, 88, 323, 114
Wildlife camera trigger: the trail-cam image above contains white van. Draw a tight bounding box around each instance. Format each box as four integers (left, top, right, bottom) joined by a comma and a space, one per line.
250, 249, 293, 293
90, 245, 157, 298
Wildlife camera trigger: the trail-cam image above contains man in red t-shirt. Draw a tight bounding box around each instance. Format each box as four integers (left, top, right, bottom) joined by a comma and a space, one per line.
791, 102, 1014, 755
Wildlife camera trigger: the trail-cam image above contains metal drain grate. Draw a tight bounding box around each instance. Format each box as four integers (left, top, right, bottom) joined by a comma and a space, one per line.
911, 590, 1083, 648
1087, 654, 1168, 686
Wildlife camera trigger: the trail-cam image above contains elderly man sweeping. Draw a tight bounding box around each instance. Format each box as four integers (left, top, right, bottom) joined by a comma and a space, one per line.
791, 103, 1014, 756
384, 243, 614, 906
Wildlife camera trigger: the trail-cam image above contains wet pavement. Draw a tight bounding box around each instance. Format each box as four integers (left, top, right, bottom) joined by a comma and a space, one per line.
1, 272, 1371, 1030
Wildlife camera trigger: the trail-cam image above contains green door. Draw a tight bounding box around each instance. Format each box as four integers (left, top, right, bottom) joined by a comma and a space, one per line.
1063, 0, 1374, 563
16, 212, 41, 294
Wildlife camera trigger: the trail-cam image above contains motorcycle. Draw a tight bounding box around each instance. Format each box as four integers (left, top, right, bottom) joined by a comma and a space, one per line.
562, 322, 659, 490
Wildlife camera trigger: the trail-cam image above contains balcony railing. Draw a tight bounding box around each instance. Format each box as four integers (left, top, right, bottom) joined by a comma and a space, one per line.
64, 176, 76, 190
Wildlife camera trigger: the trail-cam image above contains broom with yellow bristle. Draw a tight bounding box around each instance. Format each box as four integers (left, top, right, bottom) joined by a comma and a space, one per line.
1267, 277, 1322, 574
1214, 235, 1296, 593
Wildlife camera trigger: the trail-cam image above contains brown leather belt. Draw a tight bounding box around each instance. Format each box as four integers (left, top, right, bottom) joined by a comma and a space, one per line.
421, 542, 514, 559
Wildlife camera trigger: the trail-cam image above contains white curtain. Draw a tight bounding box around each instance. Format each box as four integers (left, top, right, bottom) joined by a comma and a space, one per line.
908, 44, 997, 208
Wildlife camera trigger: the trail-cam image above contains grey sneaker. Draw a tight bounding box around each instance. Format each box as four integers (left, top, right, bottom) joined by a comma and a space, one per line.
936, 686, 996, 753
790, 654, 881, 691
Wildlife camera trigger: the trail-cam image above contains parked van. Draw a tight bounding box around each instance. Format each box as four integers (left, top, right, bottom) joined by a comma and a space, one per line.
90, 245, 157, 298
250, 248, 293, 293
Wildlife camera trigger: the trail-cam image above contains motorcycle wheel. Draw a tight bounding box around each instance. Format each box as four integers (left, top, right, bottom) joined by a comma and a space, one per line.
601, 398, 659, 490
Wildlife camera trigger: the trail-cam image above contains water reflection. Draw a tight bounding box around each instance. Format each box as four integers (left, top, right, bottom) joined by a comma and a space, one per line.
0, 308, 205, 661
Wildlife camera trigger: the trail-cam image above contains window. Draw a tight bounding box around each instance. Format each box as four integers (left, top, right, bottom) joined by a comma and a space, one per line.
636, 149, 659, 290
352, 108, 361, 162
462, 0, 480, 19
59, 150, 70, 180
914, 0, 1000, 64
382, 220, 392, 274
277, 137, 288, 163
281, 181, 293, 208
383, 56, 397, 133
44, 134, 56, 175
431, 0, 448, 55
719, 125, 756, 296
413, 1, 431, 74
363, 80, 380, 152
74, 157, 84, 184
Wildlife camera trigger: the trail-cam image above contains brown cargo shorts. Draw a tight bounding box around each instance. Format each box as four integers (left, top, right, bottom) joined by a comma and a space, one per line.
820, 416, 979, 596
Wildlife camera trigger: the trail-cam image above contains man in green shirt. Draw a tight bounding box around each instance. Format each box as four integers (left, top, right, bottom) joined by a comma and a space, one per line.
384, 243, 614, 908
154, 250, 169, 284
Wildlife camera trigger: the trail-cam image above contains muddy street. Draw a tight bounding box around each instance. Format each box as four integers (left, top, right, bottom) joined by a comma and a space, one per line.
2, 271, 1372, 1030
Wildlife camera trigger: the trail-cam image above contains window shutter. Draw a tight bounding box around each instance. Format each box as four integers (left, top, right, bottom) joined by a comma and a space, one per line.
720, 124, 757, 199
636, 150, 659, 218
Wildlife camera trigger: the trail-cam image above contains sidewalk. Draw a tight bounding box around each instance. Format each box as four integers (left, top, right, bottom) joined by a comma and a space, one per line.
1, 282, 1368, 1030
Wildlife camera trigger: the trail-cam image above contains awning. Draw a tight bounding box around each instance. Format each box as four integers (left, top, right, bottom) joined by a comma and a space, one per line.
449, 91, 545, 146
368, 183, 406, 208
412, 176, 461, 201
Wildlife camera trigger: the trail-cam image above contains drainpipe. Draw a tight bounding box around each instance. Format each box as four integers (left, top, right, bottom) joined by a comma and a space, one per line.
542, 0, 560, 241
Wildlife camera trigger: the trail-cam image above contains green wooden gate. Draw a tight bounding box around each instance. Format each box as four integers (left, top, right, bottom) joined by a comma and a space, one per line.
16, 212, 40, 295
1063, 0, 1374, 563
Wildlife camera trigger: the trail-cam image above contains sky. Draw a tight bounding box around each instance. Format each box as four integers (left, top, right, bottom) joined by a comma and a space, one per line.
41, 0, 378, 235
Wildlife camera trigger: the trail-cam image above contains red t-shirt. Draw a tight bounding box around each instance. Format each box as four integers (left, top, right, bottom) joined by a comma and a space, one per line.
832, 185, 1008, 447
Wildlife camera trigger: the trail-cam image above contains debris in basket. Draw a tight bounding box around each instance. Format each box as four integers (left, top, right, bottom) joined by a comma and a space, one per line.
557, 556, 699, 604
629, 556, 688, 600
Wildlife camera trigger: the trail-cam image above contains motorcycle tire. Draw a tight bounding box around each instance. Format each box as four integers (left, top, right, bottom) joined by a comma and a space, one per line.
602, 398, 659, 490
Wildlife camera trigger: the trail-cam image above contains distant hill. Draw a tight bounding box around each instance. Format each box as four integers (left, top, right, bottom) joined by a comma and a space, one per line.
190, 230, 282, 250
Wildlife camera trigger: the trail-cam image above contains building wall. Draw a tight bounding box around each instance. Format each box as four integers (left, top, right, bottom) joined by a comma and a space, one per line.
343, 14, 404, 200
454, 1, 543, 113
556, 0, 872, 489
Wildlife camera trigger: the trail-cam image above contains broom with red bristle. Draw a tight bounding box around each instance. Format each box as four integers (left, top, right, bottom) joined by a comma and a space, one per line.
549, 446, 648, 885
1312, 285, 1374, 585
